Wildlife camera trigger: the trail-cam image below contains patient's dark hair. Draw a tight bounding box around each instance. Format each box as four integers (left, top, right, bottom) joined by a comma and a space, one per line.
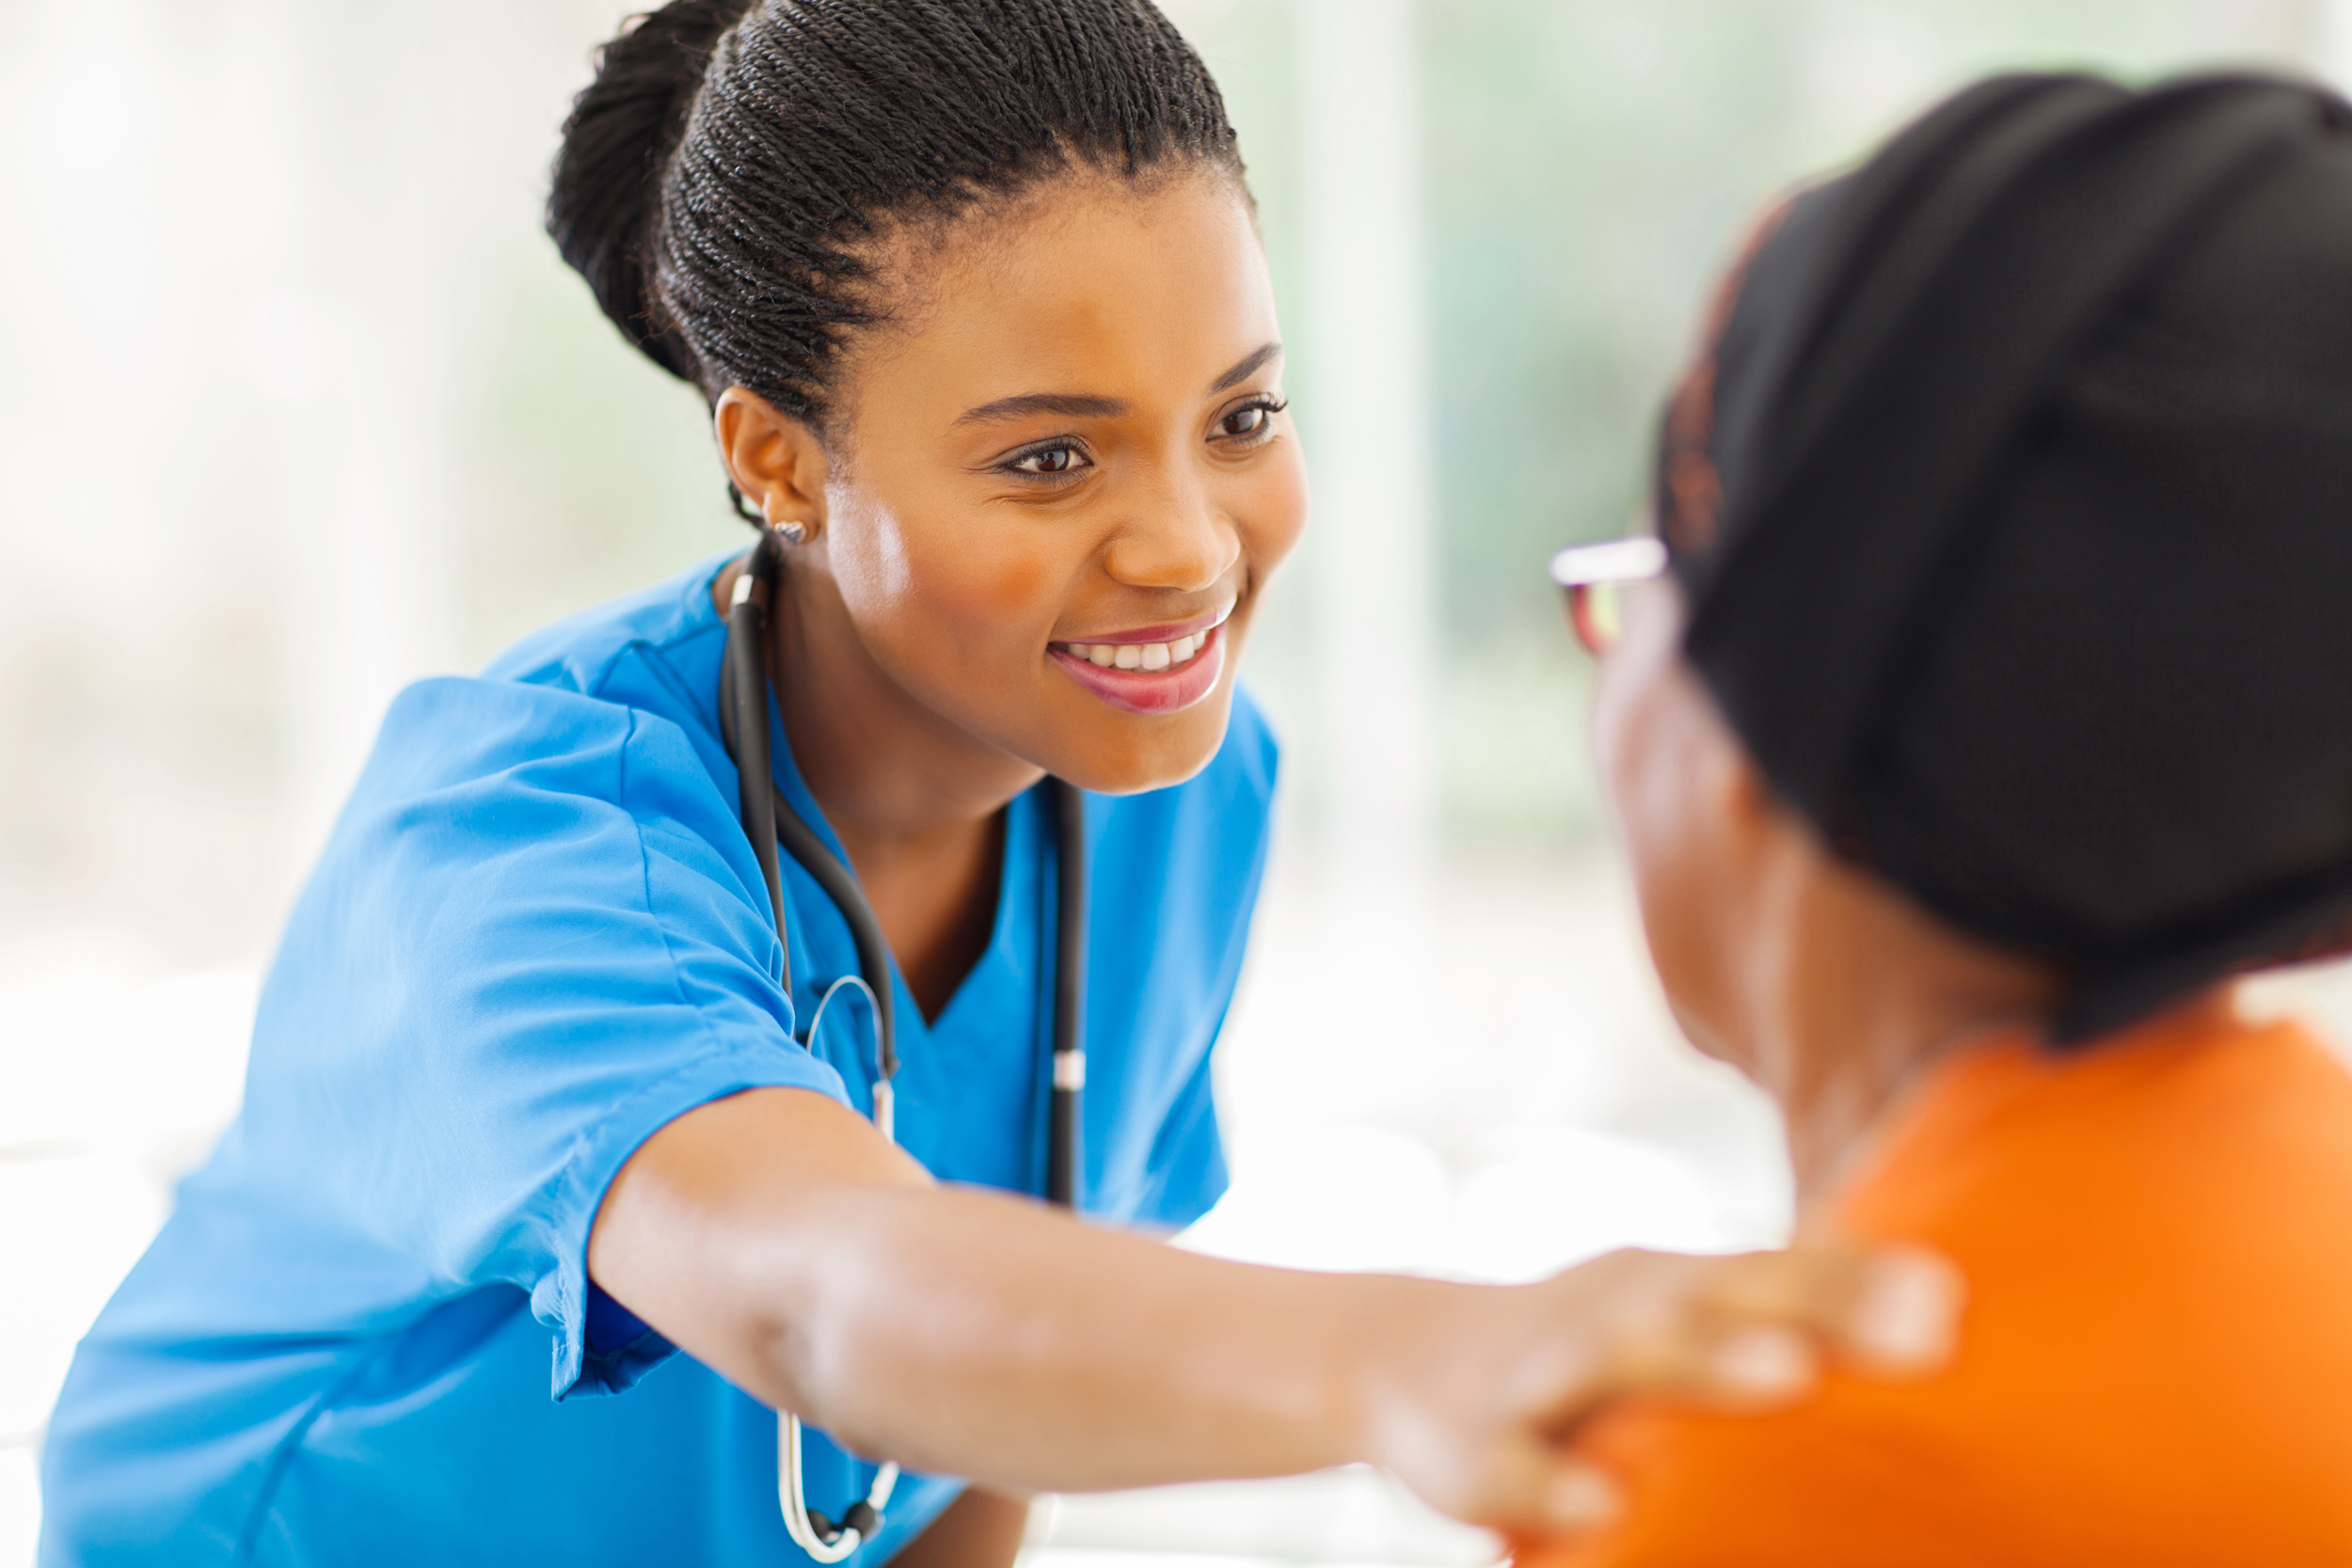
1655, 71, 2352, 1042
548, 0, 1242, 431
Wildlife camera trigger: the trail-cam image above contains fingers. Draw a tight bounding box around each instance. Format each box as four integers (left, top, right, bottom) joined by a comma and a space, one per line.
1848, 1246, 1965, 1370
1589, 1309, 1820, 1418
1371, 1243, 1963, 1543
1693, 1243, 1963, 1375
1446, 1428, 1624, 1540
1537, 1457, 1624, 1536
1534, 1242, 1963, 1422
1702, 1321, 1820, 1401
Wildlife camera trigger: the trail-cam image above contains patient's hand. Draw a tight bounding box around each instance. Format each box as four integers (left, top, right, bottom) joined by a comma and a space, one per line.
1358, 1244, 1961, 1536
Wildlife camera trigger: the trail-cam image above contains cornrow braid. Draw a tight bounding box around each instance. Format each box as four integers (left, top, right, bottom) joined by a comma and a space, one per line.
548, 0, 1245, 484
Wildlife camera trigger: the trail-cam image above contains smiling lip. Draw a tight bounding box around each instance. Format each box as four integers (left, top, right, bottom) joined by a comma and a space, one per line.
1050, 603, 1234, 717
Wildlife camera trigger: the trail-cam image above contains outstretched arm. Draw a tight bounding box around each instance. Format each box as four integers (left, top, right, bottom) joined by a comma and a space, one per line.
591, 1085, 1955, 1535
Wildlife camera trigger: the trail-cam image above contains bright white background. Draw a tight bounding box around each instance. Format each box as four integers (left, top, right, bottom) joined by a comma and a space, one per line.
8, 2, 2352, 1562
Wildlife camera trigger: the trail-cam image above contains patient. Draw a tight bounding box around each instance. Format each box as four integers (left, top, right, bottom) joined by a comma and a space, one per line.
1534, 71, 2352, 1564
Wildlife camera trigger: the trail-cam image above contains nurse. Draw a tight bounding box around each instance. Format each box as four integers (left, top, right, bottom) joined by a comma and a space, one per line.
39, 2, 1954, 1563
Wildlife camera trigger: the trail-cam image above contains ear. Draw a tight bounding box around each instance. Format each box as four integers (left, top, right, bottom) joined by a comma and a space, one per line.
714, 387, 831, 545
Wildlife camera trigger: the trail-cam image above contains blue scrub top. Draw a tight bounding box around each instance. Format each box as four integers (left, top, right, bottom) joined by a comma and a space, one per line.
40, 554, 1277, 1567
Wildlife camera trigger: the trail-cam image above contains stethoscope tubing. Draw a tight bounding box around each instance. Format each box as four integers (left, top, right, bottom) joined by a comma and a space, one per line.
726, 571, 790, 991
720, 566, 902, 1080
1047, 777, 1086, 1208
717, 545, 1085, 1557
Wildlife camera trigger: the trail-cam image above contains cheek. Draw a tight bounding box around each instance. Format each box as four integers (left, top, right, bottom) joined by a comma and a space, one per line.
921, 548, 1057, 647
832, 494, 919, 613
1595, 665, 1737, 1055
830, 488, 1062, 666
1598, 685, 1681, 932
1237, 441, 1310, 580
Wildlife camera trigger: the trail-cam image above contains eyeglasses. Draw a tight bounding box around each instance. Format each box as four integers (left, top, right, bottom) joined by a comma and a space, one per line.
1549, 536, 1668, 656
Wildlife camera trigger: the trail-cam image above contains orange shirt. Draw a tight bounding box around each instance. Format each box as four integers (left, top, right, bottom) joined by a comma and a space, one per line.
1522, 1007, 2352, 1568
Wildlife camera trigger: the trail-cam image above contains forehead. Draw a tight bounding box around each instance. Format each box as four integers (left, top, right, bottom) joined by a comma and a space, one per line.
853, 171, 1278, 418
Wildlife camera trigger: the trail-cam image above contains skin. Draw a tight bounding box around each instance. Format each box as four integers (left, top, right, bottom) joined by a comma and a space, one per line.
1590, 574, 2074, 1202
593, 169, 1963, 1559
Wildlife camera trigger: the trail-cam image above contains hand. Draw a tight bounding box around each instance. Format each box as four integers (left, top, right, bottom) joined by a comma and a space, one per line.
1354, 1244, 1962, 1537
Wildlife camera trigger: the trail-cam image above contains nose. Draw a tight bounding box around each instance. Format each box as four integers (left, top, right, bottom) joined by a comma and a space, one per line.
1102, 476, 1241, 594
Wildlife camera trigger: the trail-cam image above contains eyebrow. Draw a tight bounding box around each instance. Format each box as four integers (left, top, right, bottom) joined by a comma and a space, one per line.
950, 341, 1286, 428
1210, 341, 1284, 393
954, 392, 1128, 428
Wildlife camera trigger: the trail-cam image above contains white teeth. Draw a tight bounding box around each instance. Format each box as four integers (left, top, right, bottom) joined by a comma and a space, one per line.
1062, 627, 1215, 673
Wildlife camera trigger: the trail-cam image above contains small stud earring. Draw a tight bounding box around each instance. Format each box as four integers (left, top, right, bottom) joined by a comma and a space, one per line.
771, 519, 809, 546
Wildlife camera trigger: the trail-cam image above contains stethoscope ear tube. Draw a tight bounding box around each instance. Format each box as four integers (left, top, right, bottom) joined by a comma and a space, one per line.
769, 780, 898, 1085
720, 548, 791, 998
717, 549, 898, 1080
1047, 776, 1086, 1210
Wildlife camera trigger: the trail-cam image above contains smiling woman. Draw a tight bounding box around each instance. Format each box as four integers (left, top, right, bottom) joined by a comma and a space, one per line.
706, 169, 1301, 832
34, 4, 1951, 1565
696, 165, 1301, 1022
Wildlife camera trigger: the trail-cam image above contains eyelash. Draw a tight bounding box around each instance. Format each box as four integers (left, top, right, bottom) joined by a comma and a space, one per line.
993, 393, 1290, 483
1001, 441, 1091, 482
1214, 394, 1289, 447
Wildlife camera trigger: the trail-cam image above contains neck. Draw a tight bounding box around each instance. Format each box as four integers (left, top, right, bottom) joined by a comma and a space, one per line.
1771, 992, 2032, 1207
754, 564, 1043, 868
722, 555, 1040, 1021
1740, 856, 2058, 1209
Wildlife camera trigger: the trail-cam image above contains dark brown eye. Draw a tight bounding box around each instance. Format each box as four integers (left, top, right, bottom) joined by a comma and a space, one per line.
1221, 406, 1268, 438
1015, 446, 1081, 475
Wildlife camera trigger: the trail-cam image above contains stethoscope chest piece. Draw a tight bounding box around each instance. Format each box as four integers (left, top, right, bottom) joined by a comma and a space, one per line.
783, 1414, 898, 1561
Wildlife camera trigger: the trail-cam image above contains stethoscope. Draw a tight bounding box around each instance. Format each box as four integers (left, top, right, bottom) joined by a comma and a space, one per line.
716, 537, 1088, 1561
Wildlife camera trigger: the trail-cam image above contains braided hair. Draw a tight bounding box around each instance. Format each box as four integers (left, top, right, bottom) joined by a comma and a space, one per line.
548, 0, 1245, 453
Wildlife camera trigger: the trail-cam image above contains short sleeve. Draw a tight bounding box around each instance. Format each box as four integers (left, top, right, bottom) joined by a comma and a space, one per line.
237, 676, 849, 1400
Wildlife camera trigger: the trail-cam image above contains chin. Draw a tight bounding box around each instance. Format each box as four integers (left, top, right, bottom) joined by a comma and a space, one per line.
1664, 992, 1758, 1084
1058, 693, 1234, 796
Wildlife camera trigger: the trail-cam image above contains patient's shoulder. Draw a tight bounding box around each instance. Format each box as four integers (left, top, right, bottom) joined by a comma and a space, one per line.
1529, 1012, 2352, 1568
1839, 1011, 2352, 1287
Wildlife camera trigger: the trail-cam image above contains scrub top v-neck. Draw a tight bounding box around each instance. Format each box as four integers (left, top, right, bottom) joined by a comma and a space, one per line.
38, 552, 1278, 1567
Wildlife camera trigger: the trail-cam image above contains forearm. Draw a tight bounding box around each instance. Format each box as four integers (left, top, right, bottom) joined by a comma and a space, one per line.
592, 1085, 1448, 1492
591, 1085, 1959, 1526
747, 1180, 1442, 1490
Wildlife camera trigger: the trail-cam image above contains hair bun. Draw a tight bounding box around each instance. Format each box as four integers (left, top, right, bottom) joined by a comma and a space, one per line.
547, 0, 757, 381
547, 0, 1243, 431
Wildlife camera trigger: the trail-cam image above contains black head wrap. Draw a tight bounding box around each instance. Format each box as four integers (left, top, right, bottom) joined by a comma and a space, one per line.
1656, 71, 2352, 1043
